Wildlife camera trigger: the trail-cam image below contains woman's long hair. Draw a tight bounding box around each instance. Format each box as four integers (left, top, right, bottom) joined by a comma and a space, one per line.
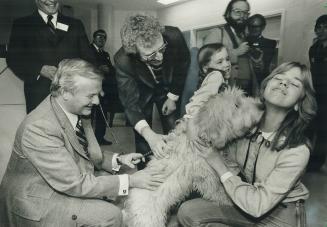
259, 62, 317, 151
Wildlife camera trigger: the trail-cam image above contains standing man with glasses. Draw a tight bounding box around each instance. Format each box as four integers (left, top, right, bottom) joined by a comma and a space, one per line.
114, 14, 190, 169
205, 0, 258, 96
6, 0, 95, 114
246, 14, 277, 85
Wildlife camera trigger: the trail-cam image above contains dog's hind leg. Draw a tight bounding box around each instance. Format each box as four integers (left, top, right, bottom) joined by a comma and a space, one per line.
192, 158, 233, 206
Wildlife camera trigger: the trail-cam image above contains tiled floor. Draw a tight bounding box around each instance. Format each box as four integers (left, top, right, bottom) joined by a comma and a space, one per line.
103, 117, 327, 227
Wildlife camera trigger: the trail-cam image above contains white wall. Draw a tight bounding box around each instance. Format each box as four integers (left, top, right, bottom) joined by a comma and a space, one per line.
158, 0, 325, 65
62, 1, 98, 41
0, 59, 26, 181
98, 4, 115, 56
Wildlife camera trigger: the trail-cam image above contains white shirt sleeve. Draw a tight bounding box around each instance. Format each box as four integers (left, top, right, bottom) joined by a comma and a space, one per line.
134, 120, 150, 135
117, 174, 129, 196
220, 171, 233, 183
112, 153, 121, 172
185, 71, 224, 117
167, 92, 179, 101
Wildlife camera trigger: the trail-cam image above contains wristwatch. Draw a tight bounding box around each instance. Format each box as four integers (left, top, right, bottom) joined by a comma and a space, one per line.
116, 154, 123, 165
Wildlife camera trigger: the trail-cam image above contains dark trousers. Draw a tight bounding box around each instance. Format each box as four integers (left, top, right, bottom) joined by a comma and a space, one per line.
24, 78, 51, 114
92, 92, 125, 143
92, 102, 108, 142
135, 95, 178, 170
308, 115, 327, 171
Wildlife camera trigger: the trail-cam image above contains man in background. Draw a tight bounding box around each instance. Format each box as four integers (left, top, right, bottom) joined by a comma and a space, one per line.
205, 0, 258, 96
6, 0, 95, 113
115, 14, 190, 169
246, 14, 277, 85
308, 15, 327, 171
0, 59, 165, 227
90, 29, 123, 145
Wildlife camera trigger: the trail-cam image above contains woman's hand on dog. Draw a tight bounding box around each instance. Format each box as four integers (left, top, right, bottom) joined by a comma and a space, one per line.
129, 167, 167, 190
205, 152, 230, 178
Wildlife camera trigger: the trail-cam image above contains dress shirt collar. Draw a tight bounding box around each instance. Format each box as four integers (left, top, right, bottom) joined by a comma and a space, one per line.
38, 9, 58, 28
92, 43, 103, 52
56, 100, 79, 130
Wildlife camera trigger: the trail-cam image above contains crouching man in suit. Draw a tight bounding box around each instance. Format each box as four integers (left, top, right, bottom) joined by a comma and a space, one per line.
0, 59, 165, 227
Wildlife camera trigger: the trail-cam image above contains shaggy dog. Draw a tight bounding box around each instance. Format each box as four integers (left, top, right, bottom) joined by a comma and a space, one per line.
124, 87, 263, 227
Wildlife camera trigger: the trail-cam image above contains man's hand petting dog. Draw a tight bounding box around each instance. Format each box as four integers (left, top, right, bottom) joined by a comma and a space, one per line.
119, 153, 146, 168
142, 127, 168, 159
130, 167, 167, 191
162, 98, 176, 116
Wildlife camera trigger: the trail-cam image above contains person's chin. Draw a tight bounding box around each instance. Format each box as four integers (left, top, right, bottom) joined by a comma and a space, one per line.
81, 107, 92, 116
149, 61, 163, 67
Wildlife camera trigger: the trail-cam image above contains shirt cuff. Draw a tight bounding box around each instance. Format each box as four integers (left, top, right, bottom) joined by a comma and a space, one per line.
183, 114, 193, 119
167, 92, 179, 101
135, 120, 150, 135
118, 174, 129, 196
220, 171, 233, 183
112, 153, 121, 172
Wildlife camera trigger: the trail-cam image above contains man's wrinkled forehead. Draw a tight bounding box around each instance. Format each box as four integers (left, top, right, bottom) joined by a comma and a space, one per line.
96, 33, 106, 38
231, 1, 250, 11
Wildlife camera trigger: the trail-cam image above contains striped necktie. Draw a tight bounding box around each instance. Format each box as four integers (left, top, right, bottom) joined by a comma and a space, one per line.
47, 15, 56, 34
76, 117, 89, 157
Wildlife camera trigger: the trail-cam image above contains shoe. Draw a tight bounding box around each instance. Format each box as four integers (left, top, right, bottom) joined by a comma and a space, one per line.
99, 138, 113, 145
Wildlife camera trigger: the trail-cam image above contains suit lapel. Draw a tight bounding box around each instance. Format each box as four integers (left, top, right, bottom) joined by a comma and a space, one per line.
50, 97, 90, 160
55, 13, 69, 44
162, 54, 172, 85
30, 12, 57, 46
134, 59, 156, 88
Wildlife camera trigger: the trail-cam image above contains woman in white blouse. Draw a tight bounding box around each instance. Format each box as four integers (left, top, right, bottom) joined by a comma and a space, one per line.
177, 62, 317, 227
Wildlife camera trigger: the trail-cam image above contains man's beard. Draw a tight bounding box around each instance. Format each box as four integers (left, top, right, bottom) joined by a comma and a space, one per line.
226, 17, 246, 35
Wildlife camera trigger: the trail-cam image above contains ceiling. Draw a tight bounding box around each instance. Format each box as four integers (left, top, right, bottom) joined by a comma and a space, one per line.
1, 0, 190, 10
81, 0, 164, 10
68, 0, 192, 10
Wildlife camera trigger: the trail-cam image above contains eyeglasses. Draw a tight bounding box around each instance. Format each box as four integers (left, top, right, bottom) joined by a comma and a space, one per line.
232, 9, 250, 17
315, 25, 327, 32
140, 41, 168, 62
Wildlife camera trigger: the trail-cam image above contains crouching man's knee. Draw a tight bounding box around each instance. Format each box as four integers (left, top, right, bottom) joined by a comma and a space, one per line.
76, 200, 123, 227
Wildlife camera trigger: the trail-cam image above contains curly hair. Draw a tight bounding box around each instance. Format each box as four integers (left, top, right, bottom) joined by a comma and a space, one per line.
120, 14, 165, 54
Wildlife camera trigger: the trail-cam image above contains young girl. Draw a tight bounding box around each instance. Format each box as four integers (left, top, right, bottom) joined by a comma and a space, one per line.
177, 62, 317, 226
184, 43, 232, 119
151, 43, 233, 158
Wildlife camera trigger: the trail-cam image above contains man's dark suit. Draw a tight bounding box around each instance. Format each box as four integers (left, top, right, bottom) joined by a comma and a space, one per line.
252, 36, 277, 84
6, 11, 95, 113
114, 26, 190, 167
90, 44, 123, 141
308, 41, 327, 170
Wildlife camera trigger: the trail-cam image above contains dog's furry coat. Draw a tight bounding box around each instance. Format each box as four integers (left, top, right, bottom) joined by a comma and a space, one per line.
124, 87, 263, 227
